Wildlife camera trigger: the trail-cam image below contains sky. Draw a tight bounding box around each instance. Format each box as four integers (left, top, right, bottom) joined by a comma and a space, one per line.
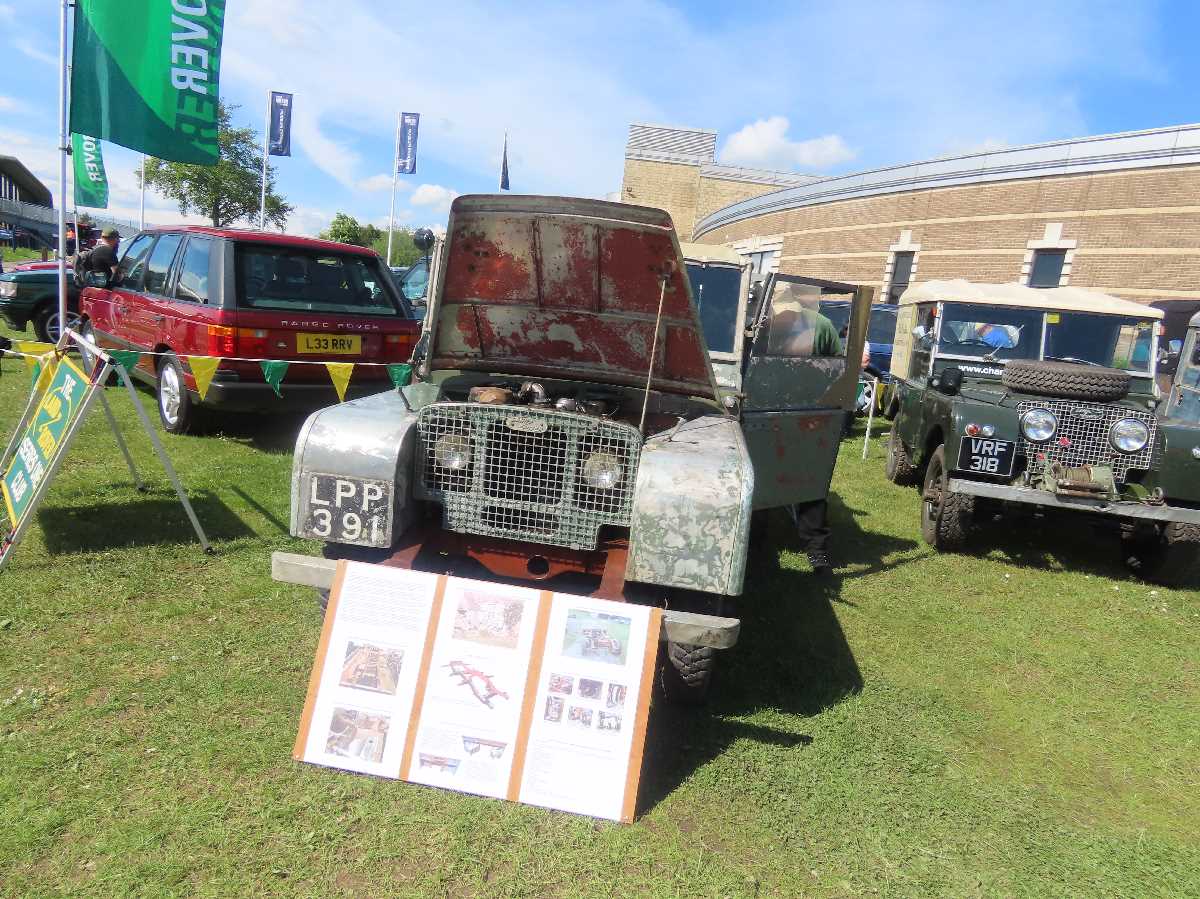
1, 0, 1197, 237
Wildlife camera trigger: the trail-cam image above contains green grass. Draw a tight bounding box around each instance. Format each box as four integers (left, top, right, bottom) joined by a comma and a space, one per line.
1, 322, 1197, 897
1, 248, 45, 266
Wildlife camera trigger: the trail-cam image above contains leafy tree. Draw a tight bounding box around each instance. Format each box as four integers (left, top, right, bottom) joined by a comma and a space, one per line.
142, 102, 293, 229
370, 228, 423, 268
321, 212, 367, 246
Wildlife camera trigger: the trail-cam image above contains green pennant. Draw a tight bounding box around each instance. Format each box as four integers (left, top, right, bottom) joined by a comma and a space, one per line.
71, 133, 109, 208
109, 350, 142, 370
387, 363, 413, 389
260, 360, 289, 397
28, 359, 41, 387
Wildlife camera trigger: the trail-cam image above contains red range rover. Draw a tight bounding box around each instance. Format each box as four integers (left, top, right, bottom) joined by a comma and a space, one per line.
79, 226, 420, 433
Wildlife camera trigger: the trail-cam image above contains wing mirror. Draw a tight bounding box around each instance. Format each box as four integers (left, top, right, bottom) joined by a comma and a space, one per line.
932, 366, 963, 396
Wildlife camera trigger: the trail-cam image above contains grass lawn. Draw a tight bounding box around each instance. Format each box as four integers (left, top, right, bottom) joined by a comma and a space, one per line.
0, 322, 1197, 897
1, 248, 46, 266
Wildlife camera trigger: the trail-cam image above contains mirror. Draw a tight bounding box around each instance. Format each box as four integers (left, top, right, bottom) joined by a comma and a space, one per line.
935, 366, 963, 395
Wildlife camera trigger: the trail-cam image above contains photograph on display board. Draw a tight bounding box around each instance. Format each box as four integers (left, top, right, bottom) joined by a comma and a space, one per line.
561, 609, 631, 666
567, 706, 594, 728
444, 660, 510, 708
548, 673, 574, 695
452, 591, 525, 649
578, 678, 602, 700
598, 712, 622, 733
462, 736, 508, 759
418, 753, 461, 775
544, 695, 564, 722
325, 707, 390, 764
338, 641, 404, 695
606, 683, 627, 709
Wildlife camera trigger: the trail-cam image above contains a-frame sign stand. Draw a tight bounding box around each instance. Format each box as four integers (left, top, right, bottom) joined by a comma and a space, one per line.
0, 329, 210, 571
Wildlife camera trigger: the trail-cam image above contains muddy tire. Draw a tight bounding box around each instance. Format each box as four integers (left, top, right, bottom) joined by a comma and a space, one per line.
1001, 359, 1130, 402
659, 642, 715, 705
1123, 523, 1200, 587
885, 426, 917, 485
920, 445, 974, 551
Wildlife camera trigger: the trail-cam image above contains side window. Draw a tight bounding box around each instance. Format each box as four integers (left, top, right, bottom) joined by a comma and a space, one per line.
143, 233, 184, 295
116, 233, 155, 289
402, 261, 429, 301
763, 281, 845, 358
909, 302, 937, 378
174, 237, 212, 304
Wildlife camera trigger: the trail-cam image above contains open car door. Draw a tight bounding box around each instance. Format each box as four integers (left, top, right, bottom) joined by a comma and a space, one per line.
741, 274, 873, 508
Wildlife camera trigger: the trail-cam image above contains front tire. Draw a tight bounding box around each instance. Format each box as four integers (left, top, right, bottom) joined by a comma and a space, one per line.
157, 354, 199, 434
33, 303, 81, 344
659, 642, 715, 705
920, 445, 974, 551
1123, 523, 1200, 586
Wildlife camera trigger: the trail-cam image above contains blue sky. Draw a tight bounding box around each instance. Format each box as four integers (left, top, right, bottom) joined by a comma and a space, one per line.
1, 0, 1197, 236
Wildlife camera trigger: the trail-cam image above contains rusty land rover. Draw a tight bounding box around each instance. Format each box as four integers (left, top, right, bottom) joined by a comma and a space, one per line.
272, 196, 869, 700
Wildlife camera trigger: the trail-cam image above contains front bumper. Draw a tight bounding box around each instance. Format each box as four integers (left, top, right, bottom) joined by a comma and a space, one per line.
949, 478, 1200, 525
270, 550, 741, 649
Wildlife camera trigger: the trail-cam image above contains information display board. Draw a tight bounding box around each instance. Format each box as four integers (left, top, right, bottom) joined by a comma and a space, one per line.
294, 561, 661, 823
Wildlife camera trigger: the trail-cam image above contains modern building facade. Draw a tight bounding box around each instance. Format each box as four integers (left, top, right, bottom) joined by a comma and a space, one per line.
620, 123, 1200, 307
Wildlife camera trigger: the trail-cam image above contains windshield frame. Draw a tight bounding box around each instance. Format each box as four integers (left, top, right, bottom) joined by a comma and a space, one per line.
931, 301, 1158, 380
1167, 327, 1200, 419
683, 258, 750, 363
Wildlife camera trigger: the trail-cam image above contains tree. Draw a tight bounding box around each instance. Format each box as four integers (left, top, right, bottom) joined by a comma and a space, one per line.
320, 214, 422, 267
320, 212, 368, 246
370, 228, 422, 268
142, 102, 294, 229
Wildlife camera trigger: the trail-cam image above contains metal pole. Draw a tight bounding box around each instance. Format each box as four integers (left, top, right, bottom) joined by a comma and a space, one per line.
258, 89, 270, 230
57, 0, 69, 334
139, 154, 146, 230
862, 377, 879, 460
386, 111, 400, 267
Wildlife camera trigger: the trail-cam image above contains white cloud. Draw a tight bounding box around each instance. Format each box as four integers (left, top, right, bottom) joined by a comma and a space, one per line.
357, 173, 400, 193
14, 37, 55, 67
0, 96, 21, 112
410, 184, 458, 215
721, 117, 855, 172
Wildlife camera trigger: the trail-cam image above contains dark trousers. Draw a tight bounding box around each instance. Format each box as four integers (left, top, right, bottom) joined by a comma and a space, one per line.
791, 499, 829, 554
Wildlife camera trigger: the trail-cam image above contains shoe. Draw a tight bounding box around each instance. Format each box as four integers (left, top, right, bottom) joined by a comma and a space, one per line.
807, 551, 833, 575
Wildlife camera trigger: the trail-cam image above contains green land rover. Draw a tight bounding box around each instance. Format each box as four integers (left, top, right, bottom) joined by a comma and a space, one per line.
884, 280, 1200, 584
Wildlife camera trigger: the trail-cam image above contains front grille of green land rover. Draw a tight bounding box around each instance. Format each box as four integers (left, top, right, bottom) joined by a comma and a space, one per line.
416, 403, 641, 550
1017, 400, 1157, 483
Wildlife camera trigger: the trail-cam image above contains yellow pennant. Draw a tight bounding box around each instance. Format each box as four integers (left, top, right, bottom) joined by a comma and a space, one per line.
15, 341, 55, 356
325, 362, 354, 402
187, 356, 222, 402
33, 355, 57, 393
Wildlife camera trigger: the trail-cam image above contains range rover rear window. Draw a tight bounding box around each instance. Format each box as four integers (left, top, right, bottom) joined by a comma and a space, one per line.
235, 245, 405, 317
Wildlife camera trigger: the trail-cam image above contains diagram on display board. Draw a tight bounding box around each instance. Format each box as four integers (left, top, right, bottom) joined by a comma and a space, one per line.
293, 561, 661, 823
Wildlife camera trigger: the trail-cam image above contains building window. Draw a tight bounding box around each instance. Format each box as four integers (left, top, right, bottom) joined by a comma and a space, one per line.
888, 251, 915, 303
1028, 249, 1067, 288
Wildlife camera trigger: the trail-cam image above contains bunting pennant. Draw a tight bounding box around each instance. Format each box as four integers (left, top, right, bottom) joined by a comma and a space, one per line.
26, 356, 42, 385
14, 341, 55, 357
34, 357, 57, 393
187, 356, 222, 402
325, 362, 354, 403
387, 363, 413, 389
260, 361, 289, 397
108, 350, 142, 370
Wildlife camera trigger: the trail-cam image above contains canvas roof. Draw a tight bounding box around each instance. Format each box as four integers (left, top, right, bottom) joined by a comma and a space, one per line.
678, 242, 745, 266
899, 279, 1162, 320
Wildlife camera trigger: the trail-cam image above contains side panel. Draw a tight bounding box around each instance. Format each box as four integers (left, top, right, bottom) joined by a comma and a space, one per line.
742, 407, 844, 508
290, 389, 422, 547
626, 417, 753, 596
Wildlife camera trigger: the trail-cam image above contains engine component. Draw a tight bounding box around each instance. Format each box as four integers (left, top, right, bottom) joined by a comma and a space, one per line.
469, 385, 513, 405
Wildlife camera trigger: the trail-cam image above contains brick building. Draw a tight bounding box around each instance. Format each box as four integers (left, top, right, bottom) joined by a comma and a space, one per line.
620, 123, 1200, 307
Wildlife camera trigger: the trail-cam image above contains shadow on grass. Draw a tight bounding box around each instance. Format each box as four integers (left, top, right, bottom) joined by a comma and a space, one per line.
201, 411, 313, 455
638, 500, 907, 816
38, 489, 254, 554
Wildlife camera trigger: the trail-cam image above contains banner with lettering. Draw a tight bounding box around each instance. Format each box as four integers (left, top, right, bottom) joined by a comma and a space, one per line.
71, 133, 109, 208
268, 91, 293, 156
397, 112, 420, 175
69, 0, 227, 165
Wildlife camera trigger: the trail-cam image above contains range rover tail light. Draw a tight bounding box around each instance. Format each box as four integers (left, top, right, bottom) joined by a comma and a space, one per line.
206, 324, 235, 356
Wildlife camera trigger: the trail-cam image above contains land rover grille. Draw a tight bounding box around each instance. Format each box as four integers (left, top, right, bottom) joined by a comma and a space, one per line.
1017, 399, 1156, 483
416, 403, 641, 550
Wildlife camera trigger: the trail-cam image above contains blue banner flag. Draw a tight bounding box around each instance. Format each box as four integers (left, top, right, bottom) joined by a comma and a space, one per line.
499, 133, 510, 191
269, 91, 293, 156
397, 112, 420, 175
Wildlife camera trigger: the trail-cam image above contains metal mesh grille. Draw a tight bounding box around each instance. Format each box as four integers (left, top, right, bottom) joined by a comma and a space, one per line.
417, 403, 641, 550
1017, 400, 1156, 483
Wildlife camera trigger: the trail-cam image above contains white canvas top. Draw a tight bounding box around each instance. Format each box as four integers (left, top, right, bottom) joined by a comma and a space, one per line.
899, 280, 1163, 320
679, 242, 746, 266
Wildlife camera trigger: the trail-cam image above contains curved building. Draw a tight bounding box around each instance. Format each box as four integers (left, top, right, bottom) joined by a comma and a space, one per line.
620, 123, 1200, 306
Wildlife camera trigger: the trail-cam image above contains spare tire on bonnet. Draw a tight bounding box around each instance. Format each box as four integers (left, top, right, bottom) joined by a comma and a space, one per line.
1001, 359, 1131, 402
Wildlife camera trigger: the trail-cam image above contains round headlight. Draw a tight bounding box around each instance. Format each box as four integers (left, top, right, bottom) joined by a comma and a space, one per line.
582, 452, 622, 490
433, 434, 471, 470
1020, 408, 1058, 443
1110, 418, 1149, 454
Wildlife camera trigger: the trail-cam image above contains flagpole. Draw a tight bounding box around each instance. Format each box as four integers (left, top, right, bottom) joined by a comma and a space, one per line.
57, 0, 69, 334
258, 89, 270, 230
499, 131, 507, 191
139, 154, 146, 230
386, 112, 400, 267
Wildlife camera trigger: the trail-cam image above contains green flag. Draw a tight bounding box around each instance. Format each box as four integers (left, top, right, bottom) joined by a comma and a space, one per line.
71, 133, 109, 209
70, 0, 226, 165
387, 363, 413, 389
260, 361, 289, 398
108, 350, 142, 371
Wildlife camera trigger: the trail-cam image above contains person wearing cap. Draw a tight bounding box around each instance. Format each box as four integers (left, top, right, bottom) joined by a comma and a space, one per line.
87, 227, 121, 285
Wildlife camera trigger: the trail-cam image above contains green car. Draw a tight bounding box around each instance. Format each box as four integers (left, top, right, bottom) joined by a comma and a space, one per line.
0, 265, 82, 342
884, 280, 1200, 584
